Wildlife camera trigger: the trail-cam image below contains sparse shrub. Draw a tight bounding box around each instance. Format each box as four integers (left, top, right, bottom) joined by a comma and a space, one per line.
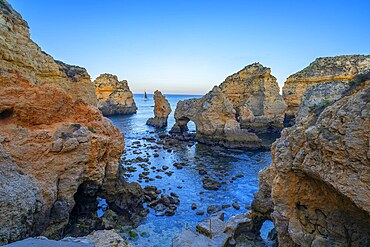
129, 230, 138, 239
88, 126, 96, 133
309, 99, 331, 113
71, 123, 81, 129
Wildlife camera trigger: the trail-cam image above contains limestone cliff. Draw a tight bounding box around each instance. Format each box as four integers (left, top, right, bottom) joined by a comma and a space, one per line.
0, 1, 97, 105
146, 90, 171, 128
283, 55, 370, 123
252, 75, 370, 246
219, 63, 286, 133
170, 63, 286, 149
0, 1, 143, 244
171, 86, 263, 149
94, 73, 137, 115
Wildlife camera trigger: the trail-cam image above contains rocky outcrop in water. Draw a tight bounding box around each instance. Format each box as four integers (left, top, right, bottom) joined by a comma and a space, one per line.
170, 63, 286, 149
251, 74, 370, 246
170, 86, 263, 150
0, 1, 143, 244
146, 90, 171, 128
283, 55, 370, 124
220, 63, 286, 134
94, 73, 137, 115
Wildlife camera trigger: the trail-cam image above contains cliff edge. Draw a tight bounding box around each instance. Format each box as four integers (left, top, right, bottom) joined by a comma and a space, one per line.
0, 1, 143, 244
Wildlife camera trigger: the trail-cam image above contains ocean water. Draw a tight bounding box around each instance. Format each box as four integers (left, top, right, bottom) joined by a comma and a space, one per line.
108, 94, 273, 246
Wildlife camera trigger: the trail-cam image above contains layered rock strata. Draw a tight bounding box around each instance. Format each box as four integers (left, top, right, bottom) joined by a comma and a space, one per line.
283, 55, 370, 124
251, 75, 370, 246
94, 74, 137, 115
0, 1, 143, 244
0, 2, 97, 105
171, 63, 286, 149
219, 63, 286, 134
170, 86, 263, 150
146, 90, 171, 128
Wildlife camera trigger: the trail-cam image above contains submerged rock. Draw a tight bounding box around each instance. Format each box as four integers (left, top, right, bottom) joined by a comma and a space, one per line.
94, 73, 137, 115
146, 90, 172, 128
207, 205, 221, 214
202, 177, 221, 190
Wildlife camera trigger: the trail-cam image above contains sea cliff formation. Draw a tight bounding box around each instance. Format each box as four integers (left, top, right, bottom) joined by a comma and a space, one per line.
0, 1, 97, 106
94, 73, 137, 115
0, 1, 143, 244
220, 63, 286, 134
171, 63, 286, 149
283, 55, 370, 124
146, 90, 171, 128
171, 86, 263, 149
251, 74, 370, 246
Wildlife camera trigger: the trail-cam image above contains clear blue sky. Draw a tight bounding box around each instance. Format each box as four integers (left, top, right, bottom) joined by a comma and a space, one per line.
8, 0, 370, 94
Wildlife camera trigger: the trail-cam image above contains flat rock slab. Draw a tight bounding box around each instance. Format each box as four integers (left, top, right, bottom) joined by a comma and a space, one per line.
5, 230, 131, 247
173, 229, 231, 247
4, 238, 93, 247
197, 217, 226, 237
172, 229, 214, 247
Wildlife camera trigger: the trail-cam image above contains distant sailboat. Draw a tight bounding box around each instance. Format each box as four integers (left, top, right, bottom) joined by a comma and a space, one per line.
144, 91, 148, 100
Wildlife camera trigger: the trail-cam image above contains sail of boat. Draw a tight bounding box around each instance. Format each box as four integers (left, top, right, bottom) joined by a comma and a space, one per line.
144, 91, 148, 100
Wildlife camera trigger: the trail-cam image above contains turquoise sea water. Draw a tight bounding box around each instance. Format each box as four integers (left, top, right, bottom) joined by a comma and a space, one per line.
108, 94, 273, 246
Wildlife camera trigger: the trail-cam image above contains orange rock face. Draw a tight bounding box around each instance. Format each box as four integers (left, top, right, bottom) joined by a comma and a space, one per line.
0, 1, 97, 105
219, 63, 286, 133
0, 0, 141, 244
146, 90, 171, 128
94, 73, 137, 115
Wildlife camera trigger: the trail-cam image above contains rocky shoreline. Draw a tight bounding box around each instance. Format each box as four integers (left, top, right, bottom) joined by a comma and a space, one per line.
1, 0, 369, 246
0, 1, 143, 245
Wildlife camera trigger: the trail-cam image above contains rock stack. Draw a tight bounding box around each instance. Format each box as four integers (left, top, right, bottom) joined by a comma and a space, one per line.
219, 63, 286, 133
170, 63, 286, 149
171, 86, 263, 150
94, 73, 137, 115
146, 90, 172, 128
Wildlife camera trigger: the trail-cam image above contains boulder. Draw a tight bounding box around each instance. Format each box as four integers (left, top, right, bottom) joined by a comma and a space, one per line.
146, 90, 171, 128
94, 73, 137, 115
